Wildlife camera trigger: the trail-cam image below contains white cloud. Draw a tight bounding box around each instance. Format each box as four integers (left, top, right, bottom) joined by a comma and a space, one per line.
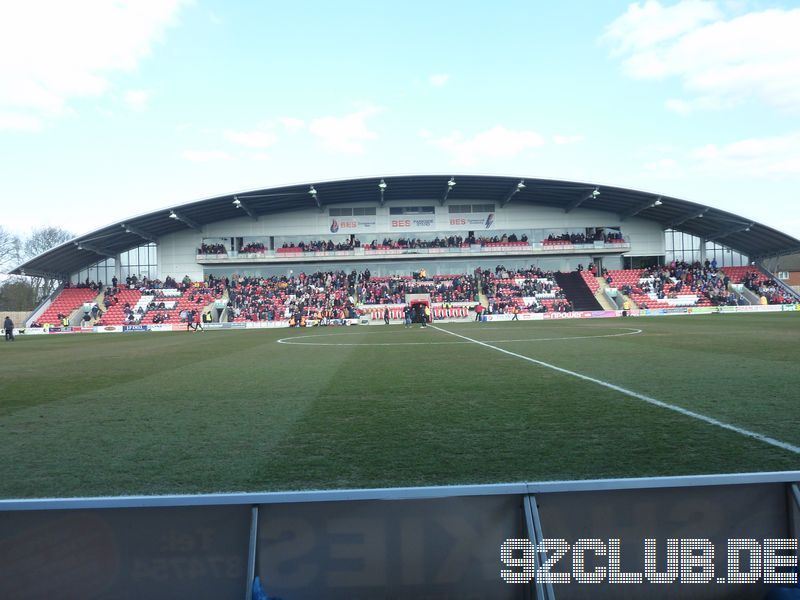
417, 128, 432, 139
181, 150, 231, 162
124, 89, 151, 111
553, 134, 585, 145
0, 112, 43, 132
0, 0, 187, 128
429, 126, 546, 166
689, 132, 800, 174
279, 117, 305, 131
428, 73, 450, 87
308, 106, 381, 154
603, 2, 800, 112
224, 129, 278, 149
252, 153, 271, 161
602, 0, 721, 55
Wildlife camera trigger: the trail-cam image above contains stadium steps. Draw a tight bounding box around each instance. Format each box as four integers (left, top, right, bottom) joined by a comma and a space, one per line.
584, 273, 616, 310
219, 290, 230, 322
35, 287, 101, 327
554, 272, 603, 311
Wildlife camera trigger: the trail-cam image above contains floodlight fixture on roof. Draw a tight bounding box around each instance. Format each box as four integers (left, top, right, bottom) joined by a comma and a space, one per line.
379, 179, 388, 206
564, 187, 600, 213
168, 210, 202, 230
232, 196, 258, 220
308, 185, 322, 211
442, 177, 457, 205
501, 180, 526, 207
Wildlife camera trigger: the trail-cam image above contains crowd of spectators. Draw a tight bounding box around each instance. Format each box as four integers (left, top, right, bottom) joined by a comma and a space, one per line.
480, 265, 570, 314
278, 234, 533, 252
741, 272, 794, 305
281, 239, 359, 252
228, 270, 358, 323
199, 242, 226, 255
358, 272, 477, 304
240, 241, 266, 253
635, 260, 741, 306
545, 231, 623, 244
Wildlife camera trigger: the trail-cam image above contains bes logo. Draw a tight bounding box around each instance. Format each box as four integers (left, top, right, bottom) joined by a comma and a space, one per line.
330, 219, 339, 233
392, 219, 411, 228
485, 213, 495, 229
450, 218, 467, 226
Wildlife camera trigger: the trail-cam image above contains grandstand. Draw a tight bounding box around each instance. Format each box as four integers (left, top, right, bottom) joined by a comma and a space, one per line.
5, 175, 800, 599
12, 175, 800, 331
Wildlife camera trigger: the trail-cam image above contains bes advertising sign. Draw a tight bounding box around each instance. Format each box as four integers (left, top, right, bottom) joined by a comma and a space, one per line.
328, 218, 376, 234
447, 212, 496, 230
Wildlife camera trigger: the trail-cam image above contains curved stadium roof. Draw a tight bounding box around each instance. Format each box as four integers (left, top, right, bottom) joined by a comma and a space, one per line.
12, 174, 800, 277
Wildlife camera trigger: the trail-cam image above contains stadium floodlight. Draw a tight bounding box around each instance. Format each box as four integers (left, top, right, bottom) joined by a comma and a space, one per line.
653, 198, 663, 206
745, 227, 751, 232
77, 244, 83, 250
441, 177, 457, 205
169, 211, 179, 219
233, 198, 242, 207
517, 180, 526, 190
378, 179, 388, 206
591, 188, 600, 198
308, 185, 322, 211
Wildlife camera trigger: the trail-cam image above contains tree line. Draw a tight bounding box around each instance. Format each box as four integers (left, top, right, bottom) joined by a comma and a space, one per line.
0, 226, 73, 310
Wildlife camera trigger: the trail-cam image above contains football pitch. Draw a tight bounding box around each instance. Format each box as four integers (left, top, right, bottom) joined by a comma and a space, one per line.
1, 312, 798, 499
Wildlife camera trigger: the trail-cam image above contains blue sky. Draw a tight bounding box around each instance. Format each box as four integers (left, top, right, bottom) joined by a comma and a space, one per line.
2, 0, 800, 242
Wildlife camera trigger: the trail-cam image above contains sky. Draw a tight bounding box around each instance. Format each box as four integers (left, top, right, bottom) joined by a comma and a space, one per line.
1, 0, 800, 242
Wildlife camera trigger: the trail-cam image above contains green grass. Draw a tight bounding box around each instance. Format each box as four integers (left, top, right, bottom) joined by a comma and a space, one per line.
1, 313, 799, 498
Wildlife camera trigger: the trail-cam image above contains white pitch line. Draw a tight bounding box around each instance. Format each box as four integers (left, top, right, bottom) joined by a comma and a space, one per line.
276, 327, 642, 347
431, 325, 800, 455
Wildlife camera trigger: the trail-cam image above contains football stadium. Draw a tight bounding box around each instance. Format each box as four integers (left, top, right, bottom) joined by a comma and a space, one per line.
3, 174, 800, 598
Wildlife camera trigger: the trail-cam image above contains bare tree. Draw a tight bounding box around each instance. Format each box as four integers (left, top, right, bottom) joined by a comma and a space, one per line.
22, 226, 74, 300
0, 226, 21, 274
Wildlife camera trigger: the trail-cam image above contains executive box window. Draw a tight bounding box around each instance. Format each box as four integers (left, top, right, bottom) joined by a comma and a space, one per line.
329, 207, 376, 217
389, 206, 435, 215
448, 204, 496, 213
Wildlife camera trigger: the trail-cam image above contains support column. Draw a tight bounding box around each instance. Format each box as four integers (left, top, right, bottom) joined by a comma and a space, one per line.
699, 238, 707, 264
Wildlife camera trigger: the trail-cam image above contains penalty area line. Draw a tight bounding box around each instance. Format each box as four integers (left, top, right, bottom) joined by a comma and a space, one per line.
430, 325, 800, 456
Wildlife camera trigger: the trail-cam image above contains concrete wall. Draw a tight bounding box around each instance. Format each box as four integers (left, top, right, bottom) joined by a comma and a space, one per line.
2, 311, 31, 327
